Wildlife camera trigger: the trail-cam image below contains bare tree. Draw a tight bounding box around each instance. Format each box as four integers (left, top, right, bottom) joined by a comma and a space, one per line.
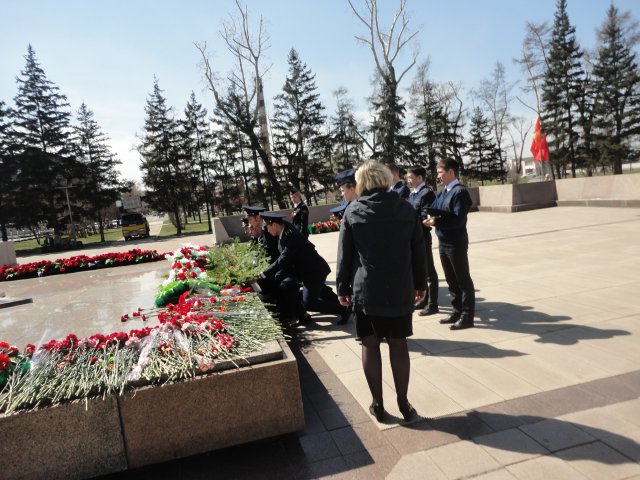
348, 0, 420, 162
515, 21, 552, 115
473, 61, 513, 182
195, 0, 286, 208
506, 116, 533, 176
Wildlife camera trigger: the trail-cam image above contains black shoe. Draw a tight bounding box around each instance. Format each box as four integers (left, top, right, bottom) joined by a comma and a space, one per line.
369, 401, 385, 422
439, 313, 461, 324
450, 317, 474, 330
299, 313, 312, 324
414, 298, 428, 310
398, 401, 416, 421
418, 305, 439, 316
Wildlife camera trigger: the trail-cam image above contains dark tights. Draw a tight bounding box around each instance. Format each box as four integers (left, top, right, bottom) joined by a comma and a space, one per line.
361, 335, 410, 408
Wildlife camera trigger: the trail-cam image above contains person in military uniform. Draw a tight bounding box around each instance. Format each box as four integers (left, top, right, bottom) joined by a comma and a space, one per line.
242, 205, 304, 323
406, 166, 439, 316
335, 168, 358, 203
389, 164, 410, 199
424, 159, 475, 330
243, 206, 279, 262
289, 186, 310, 238
259, 211, 349, 324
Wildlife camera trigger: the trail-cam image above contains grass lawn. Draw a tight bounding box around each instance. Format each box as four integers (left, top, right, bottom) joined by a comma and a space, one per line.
12, 229, 124, 253
158, 217, 212, 237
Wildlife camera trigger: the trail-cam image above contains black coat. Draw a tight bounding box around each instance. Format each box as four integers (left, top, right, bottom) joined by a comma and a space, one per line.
336, 189, 427, 317
292, 201, 309, 238
407, 184, 436, 244
263, 222, 330, 285
391, 180, 410, 199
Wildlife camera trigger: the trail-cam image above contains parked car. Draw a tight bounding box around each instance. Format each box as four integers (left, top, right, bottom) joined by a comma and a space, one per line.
522, 172, 538, 179
121, 213, 150, 240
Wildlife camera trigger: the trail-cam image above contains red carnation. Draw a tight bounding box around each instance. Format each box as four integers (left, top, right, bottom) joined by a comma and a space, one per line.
0, 353, 12, 372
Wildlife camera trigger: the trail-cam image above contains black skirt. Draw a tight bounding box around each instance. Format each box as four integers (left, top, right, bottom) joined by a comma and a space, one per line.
355, 311, 413, 340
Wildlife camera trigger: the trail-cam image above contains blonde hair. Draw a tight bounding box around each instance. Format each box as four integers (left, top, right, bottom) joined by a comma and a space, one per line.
355, 161, 393, 196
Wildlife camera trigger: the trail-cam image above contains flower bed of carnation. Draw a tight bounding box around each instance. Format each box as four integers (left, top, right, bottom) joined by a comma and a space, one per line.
308, 220, 341, 235
0, 248, 168, 282
0, 241, 283, 415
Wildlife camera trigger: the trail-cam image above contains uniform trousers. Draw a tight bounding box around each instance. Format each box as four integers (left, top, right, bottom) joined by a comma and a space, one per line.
302, 274, 346, 317
425, 238, 439, 308
439, 244, 474, 319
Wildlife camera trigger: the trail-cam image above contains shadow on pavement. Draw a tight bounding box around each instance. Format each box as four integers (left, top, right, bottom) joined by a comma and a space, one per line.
474, 300, 630, 345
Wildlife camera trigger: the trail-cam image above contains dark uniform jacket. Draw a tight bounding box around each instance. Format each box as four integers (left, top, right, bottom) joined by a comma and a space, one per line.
432, 183, 473, 247
292, 201, 309, 238
391, 180, 410, 199
407, 184, 436, 245
256, 226, 280, 263
336, 189, 427, 317
263, 223, 330, 285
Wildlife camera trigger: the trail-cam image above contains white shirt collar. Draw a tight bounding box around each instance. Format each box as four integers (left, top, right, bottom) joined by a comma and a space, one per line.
412, 182, 425, 194
445, 179, 460, 192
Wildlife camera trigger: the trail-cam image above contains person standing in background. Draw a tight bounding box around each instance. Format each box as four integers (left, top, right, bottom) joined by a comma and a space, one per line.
425, 159, 475, 330
389, 164, 410, 199
406, 166, 439, 316
290, 186, 309, 238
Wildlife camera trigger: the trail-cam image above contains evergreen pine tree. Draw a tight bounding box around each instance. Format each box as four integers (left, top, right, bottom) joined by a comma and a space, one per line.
180, 92, 215, 231
74, 102, 123, 242
329, 87, 364, 172
465, 107, 503, 185
408, 67, 448, 186
370, 72, 410, 164
272, 49, 327, 204
0, 100, 14, 241
138, 78, 184, 234
11, 45, 79, 236
592, 4, 640, 175
541, 0, 584, 178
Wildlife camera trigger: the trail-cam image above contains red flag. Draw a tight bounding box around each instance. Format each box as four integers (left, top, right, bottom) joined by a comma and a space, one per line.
530, 116, 549, 162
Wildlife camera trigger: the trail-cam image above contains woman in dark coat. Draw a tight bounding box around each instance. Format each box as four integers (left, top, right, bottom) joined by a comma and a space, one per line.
336, 161, 427, 422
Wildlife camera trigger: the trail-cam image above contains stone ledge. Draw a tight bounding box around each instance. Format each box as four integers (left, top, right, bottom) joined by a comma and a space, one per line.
119, 340, 304, 468
478, 202, 557, 213
0, 396, 127, 480
556, 199, 640, 208
0, 340, 304, 478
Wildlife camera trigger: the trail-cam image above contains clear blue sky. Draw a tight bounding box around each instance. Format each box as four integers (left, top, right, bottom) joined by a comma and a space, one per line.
2, 0, 639, 182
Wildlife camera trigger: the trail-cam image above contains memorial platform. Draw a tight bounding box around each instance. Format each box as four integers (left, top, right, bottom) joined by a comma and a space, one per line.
1, 206, 638, 479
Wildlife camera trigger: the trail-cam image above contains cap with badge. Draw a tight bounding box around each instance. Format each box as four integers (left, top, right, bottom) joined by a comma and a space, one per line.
335, 168, 356, 186
259, 211, 286, 224
289, 185, 300, 194
242, 205, 267, 216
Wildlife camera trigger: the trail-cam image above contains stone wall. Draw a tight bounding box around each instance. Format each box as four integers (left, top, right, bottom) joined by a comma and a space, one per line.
0, 341, 304, 480
555, 173, 640, 207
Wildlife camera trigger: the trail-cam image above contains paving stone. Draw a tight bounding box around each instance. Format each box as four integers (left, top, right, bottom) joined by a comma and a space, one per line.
474, 428, 550, 466
506, 455, 588, 480
599, 428, 640, 463
386, 451, 447, 480
554, 441, 640, 480
469, 469, 518, 480
297, 431, 341, 463
426, 440, 502, 479
520, 419, 596, 452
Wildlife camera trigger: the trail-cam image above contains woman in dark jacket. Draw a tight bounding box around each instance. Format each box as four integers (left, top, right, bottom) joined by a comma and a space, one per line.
336, 161, 427, 422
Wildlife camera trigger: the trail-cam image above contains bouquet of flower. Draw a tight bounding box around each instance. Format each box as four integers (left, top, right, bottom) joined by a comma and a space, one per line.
0, 291, 284, 414
155, 240, 270, 307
